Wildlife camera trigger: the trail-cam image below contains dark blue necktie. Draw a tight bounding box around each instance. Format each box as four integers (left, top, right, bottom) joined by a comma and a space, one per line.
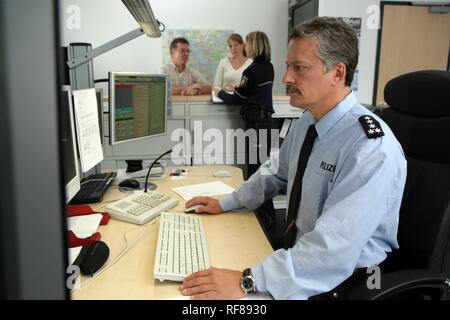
282, 124, 318, 249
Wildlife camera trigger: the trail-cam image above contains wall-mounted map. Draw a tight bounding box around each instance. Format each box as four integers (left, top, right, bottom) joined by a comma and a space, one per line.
162, 29, 233, 85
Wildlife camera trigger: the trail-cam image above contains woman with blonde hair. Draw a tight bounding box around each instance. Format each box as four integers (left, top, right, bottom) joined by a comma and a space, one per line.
213, 31, 275, 179
213, 33, 252, 91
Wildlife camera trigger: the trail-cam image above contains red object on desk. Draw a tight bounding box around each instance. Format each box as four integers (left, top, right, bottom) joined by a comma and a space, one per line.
66, 205, 110, 248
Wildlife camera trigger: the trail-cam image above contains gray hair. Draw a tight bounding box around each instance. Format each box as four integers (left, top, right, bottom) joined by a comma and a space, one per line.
289, 17, 359, 86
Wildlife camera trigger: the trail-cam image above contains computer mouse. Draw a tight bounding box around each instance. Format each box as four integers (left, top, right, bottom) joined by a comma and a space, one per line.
73, 241, 110, 276
119, 178, 141, 189
184, 204, 203, 214
213, 170, 232, 177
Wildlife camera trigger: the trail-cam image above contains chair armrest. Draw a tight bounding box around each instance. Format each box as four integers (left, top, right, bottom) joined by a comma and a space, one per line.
348, 269, 449, 300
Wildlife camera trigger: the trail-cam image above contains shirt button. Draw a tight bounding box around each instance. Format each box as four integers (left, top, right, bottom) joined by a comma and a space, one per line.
333, 292, 339, 299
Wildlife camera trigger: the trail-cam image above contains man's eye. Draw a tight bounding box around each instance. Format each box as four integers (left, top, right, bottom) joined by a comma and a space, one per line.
295, 65, 306, 72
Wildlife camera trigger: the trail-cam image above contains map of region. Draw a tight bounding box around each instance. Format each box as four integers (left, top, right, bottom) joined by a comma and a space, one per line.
162, 29, 233, 85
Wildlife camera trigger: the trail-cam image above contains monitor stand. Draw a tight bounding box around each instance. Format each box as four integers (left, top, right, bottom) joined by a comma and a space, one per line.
126, 160, 143, 172
142, 181, 157, 191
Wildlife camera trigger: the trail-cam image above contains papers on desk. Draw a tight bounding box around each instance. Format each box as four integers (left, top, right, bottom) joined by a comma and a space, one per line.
68, 246, 82, 265
212, 90, 233, 103
67, 213, 103, 239
171, 181, 235, 200
72, 89, 104, 172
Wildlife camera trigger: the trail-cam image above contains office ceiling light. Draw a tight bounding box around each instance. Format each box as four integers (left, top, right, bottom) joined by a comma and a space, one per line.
122, 0, 162, 37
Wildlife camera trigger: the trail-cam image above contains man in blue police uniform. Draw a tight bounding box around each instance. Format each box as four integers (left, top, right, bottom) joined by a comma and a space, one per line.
182, 17, 407, 300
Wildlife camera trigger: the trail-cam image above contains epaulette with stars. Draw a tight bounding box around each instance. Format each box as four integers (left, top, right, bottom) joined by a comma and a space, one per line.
358, 115, 384, 139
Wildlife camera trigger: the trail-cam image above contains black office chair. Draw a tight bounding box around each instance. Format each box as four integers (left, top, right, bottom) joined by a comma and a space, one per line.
349, 70, 450, 300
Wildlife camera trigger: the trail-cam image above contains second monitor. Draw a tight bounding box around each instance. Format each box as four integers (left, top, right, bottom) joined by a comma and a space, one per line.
109, 72, 168, 145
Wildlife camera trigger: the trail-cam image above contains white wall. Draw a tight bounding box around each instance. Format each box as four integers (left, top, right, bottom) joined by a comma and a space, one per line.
319, 0, 448, 104
60, 0, 289, 94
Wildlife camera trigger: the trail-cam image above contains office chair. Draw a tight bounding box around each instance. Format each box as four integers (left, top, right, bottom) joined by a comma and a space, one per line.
349, 70, 450, 300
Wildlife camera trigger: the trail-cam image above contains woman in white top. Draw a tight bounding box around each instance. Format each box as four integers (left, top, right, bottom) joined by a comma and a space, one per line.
213, 33, 252, 92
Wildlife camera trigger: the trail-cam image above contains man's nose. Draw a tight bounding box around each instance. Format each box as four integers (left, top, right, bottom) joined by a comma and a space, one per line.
283, 69, 294, 84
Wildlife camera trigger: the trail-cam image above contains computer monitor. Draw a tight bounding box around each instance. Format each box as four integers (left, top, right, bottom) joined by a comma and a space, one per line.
289, 0, 319, 30
95, 88, 104, 145
60, 86, 81, 203
109, 72, 168, 145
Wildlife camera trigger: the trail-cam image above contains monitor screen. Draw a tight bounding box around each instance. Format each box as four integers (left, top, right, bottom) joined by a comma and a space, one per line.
109, 72, 168, 145
290, 0, 318, 28
60, 86, 80, 203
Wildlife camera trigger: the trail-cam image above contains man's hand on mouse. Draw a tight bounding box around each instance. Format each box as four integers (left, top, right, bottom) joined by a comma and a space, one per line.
185, 196, 224, 214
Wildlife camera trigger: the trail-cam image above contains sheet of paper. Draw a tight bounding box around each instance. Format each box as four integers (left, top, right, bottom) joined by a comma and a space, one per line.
67, 213, 103, 238
171, 181, 235, 200
68, 246, 82, 265
212, 90, 233, 103
72, 89, 104, 172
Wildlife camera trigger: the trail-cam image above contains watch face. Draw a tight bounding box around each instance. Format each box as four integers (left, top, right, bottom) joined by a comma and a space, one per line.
242, 277, 253, 290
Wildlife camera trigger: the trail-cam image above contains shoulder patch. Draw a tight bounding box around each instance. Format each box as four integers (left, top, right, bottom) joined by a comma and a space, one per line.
240, 76, 248, 87
358, 115, 384, 139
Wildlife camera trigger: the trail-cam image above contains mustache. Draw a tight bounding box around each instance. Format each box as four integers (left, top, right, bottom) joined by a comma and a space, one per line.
286, 86, 301, 94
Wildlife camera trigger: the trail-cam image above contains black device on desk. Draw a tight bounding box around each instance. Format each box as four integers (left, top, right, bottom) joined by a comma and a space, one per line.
119, 178, 140, 189
69, 172, 117, 204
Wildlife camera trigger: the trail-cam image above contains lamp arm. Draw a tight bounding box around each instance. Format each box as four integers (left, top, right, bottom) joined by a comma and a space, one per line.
67, 28, 144, 69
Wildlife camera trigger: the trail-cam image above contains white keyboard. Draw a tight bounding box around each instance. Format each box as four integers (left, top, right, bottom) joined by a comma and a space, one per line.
154, 212, 210, 282
106, 191, 179, 225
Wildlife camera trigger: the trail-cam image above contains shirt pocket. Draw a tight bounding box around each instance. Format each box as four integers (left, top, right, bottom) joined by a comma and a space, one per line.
301, 169, 334, 220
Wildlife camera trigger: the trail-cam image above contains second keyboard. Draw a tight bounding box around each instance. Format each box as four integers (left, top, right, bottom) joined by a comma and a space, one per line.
154, 212, 210, 282
106, 191, 179, 225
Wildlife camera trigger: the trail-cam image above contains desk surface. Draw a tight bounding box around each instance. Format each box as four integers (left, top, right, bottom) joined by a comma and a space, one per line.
71, 165, 273, 300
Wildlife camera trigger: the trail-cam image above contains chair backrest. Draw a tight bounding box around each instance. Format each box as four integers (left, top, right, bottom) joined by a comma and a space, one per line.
378, 70, 450, 274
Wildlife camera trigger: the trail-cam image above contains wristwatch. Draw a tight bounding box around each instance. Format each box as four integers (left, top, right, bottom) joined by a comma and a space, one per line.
240, 268, 257, 294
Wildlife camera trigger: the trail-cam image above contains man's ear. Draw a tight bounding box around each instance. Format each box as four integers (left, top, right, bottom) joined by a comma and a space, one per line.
332, 63, 347, 86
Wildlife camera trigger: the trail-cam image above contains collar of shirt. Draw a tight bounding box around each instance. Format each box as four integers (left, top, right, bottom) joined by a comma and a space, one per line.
314, 91, 357, 140
170, 63, 189, 74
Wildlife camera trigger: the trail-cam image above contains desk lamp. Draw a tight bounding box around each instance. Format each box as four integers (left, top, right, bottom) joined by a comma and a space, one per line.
67, 0, 164, 70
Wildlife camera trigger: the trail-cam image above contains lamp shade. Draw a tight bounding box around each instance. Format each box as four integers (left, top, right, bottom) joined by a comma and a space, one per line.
122, 0, 161, 37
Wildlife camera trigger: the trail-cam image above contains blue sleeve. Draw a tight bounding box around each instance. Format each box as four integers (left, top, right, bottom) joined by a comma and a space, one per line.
252, 138, 407, 299
219, 121, 294, 211
218, 67, 255, 105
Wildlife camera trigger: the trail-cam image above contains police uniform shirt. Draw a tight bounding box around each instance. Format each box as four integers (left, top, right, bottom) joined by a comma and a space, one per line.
219, 91, 407, 299
218, 57, 274, 114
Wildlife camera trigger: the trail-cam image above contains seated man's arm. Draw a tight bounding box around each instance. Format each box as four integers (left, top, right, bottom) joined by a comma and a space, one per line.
173, 83, 211, 96
251, 138, 407, 299
187, 120, 295, 213
159, 65, 186, 96
193, 82, 212, 95
190, 69, 212, 95
171, 86, 185, 95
